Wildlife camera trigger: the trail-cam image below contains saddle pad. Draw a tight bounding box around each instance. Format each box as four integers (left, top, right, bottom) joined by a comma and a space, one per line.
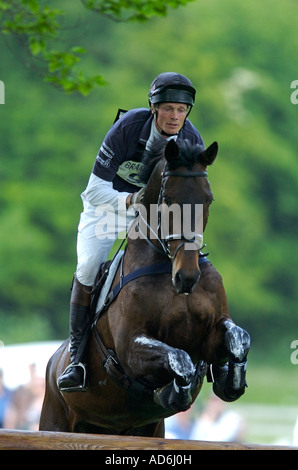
96, 250, 124, 314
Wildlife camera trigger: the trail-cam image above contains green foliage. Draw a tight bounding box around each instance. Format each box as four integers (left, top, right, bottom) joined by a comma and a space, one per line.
0, 0, 104, 93
0, 0, 297, 357
82, 0, 194, 21
0, 0, 193, 94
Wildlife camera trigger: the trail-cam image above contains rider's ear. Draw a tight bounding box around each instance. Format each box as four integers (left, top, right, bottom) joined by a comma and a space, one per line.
164, 139, 180, 162
200, 141, 218, 166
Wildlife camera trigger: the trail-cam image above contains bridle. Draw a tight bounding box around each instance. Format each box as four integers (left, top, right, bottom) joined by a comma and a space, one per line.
136, 164, 208, 261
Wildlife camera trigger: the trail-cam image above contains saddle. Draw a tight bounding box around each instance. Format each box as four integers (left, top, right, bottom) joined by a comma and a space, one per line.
90, 250, 126, 321
90, 259, 113, 318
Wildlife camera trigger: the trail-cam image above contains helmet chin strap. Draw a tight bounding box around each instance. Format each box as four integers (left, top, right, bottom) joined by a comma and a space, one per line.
161, 129, 178, 137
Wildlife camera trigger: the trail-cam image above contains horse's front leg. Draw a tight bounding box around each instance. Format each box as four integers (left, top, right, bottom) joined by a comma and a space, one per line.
210, 320, 250, 402
127, 334, 198, 412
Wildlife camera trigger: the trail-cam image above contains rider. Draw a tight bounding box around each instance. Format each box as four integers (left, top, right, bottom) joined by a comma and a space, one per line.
57, 72, 204, 392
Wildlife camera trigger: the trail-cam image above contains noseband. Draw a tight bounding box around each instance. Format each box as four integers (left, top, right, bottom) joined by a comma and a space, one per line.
137, 166, 208, 260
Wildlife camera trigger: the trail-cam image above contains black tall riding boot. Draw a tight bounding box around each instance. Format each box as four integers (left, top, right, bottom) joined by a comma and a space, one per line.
57, 277, 92, 392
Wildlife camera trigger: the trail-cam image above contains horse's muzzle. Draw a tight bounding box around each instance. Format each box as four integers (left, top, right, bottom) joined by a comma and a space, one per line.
173, 268, 201, 294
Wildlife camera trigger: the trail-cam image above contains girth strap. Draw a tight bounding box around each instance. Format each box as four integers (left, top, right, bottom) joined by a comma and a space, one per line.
92, 326, 208, 404
93, 327, 130, 389
92, 327, 154, 398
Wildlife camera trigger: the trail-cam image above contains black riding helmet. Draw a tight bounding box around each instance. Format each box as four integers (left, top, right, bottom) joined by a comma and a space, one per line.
148, 72, 196, 109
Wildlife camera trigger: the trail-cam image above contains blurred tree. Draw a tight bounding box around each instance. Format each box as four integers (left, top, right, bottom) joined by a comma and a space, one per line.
0, 0, 297, 356
0, 0, 194, 94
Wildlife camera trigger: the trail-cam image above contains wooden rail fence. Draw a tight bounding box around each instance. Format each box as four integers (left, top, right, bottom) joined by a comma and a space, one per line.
0, 429, 297, 450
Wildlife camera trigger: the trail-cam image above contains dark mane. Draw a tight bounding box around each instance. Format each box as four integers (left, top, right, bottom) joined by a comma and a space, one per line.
139, 139, 206, 184
167, 139, 205, 170
139, 141, 166, 184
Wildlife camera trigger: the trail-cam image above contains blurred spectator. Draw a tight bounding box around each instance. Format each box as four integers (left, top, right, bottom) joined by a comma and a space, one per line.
190, 393, 245, 442
165, 408, 194, 439
4, 363, 45, 430
292, 415, 298, 446
0, 368, 12, 428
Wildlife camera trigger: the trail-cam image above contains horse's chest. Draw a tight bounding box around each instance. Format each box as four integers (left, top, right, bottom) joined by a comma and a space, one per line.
115, 273, 218, 350
142, 287, 214, 346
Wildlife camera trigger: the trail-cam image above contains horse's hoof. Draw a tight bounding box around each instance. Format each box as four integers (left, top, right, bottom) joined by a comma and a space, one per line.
168, 349, 195, 385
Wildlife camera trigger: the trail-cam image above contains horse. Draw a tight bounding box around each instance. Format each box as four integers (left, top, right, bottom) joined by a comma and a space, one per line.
39, 139, 250, 437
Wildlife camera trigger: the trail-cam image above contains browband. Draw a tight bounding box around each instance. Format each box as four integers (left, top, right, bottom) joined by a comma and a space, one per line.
162, 170, 208, 178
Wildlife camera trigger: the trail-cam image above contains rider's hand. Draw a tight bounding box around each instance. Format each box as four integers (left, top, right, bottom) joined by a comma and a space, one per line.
127, 187, 145, 207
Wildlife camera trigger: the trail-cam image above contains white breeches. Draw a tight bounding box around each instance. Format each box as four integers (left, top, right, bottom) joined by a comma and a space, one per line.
76, 204, 135, 286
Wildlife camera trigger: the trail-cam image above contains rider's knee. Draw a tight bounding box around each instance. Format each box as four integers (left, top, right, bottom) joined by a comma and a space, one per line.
76, 257, 99, 287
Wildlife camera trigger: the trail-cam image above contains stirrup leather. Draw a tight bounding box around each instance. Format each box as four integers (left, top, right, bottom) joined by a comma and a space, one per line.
58, 362, 87, 392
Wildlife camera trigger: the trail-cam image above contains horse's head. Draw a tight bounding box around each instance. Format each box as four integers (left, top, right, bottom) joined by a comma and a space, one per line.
159, 139, 218, 294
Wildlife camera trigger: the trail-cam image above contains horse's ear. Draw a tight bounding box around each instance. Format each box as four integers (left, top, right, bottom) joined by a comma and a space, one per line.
164, 139, 180, 162
200, 141, 218, 166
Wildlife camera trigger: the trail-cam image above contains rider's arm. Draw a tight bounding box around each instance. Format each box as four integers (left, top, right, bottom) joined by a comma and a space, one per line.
82, 173, 132, 210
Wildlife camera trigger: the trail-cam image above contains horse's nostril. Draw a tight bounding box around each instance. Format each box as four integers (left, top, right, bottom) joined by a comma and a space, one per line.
174, 272, 183, 292
174, 270, 200, 294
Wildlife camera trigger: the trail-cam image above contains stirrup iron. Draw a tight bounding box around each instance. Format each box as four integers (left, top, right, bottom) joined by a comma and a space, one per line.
58, 362, 87, 392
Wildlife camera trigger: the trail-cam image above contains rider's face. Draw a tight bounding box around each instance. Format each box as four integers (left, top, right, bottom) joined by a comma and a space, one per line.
153, 103, 188, 135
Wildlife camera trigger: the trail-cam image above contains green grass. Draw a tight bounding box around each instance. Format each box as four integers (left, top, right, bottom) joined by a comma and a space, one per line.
188, 360, 298, 445
242, 363, 298, 406
197, 360, 298, 406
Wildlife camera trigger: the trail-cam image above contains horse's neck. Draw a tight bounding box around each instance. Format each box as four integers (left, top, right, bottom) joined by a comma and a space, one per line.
128, 168, 165, 264
125, 235, 166, 267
